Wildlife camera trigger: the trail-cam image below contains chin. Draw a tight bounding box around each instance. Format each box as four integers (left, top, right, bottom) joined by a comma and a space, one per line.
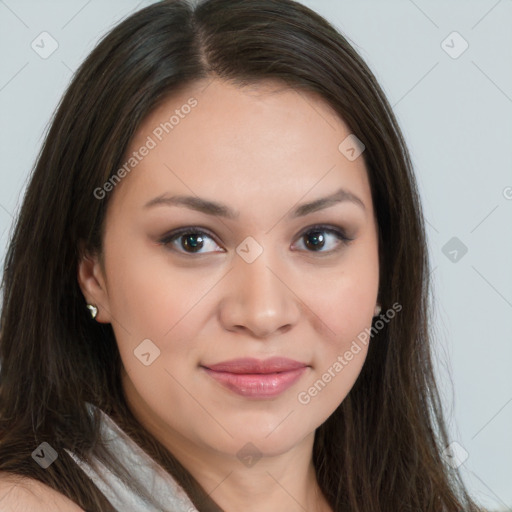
219, 415, 316, 452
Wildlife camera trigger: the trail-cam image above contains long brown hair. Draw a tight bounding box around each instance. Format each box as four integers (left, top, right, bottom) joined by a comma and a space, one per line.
0, 0, 483, 510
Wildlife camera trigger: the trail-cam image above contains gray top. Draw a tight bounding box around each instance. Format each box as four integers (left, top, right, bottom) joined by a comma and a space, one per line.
64, 404, 198, 512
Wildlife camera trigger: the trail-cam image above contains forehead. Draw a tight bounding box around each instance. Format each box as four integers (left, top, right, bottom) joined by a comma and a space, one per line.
108, 78, 373, 220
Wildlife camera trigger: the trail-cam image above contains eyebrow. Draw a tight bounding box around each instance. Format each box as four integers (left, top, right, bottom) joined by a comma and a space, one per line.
143, 187, 366, 219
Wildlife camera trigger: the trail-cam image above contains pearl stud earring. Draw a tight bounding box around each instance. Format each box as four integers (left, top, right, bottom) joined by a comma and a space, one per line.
86, 304, 98, 319
374, 304, 381, 316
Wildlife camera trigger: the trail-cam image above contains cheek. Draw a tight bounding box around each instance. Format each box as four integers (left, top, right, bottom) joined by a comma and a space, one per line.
295, 251, 377, 411
296, 342, 368, 426
104, 240, 216, 342
302, 255, 379, 341
296, 274, 375, 417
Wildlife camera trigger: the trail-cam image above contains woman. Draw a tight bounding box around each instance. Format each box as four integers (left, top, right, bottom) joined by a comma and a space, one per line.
0, 0, 483, 510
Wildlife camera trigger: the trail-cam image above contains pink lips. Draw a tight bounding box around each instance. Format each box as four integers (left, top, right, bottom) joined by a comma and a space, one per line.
201, 357, 309, 399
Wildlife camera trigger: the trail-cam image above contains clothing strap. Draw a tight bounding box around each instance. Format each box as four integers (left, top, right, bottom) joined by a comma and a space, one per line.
64, 404, 198, 512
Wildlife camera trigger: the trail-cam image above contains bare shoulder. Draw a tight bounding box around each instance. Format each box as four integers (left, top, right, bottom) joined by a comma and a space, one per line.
0, 472, 85, 512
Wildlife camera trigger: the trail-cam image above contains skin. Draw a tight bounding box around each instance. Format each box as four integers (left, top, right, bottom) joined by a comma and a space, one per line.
0, 472, 85, 511
78, 78, 380, 512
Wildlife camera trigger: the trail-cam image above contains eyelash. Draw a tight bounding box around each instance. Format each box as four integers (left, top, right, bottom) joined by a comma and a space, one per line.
158, 224, 354, 256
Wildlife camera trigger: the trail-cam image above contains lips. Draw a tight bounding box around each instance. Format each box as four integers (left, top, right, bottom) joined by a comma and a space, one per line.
201, 357, 309, 398
204, 357, 307, 374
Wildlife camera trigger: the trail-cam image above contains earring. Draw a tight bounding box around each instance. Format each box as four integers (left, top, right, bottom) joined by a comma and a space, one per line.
86, 304, 98, 319
374, 304, 381, 317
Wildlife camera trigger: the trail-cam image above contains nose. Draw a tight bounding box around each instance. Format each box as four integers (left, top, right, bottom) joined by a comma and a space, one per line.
218, 247, 301, 339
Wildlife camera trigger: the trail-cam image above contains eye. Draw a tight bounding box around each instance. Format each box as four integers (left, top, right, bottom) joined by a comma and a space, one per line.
292, 225, 353, 254
159, 227, 223, 255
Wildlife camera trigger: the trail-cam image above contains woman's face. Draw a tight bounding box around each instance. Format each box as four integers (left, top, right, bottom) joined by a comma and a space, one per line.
79, 78, 379, 463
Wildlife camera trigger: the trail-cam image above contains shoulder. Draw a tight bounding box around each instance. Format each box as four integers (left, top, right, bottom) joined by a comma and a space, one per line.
0, 472, 85, 512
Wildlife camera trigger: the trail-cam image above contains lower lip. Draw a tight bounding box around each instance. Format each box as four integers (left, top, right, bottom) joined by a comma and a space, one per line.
203, 367, 308, 398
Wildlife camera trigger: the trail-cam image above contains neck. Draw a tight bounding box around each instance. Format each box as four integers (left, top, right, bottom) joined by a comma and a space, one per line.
176, 442, 332, 512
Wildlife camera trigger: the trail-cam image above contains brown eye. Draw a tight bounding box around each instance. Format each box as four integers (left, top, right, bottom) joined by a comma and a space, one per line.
294, 225, 353, 254
160, 228, 223, 255
303, 230, 326, 251
179, 233, 205, 252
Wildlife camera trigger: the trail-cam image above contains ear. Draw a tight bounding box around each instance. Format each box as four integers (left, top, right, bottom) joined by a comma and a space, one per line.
77, 242, 112, 324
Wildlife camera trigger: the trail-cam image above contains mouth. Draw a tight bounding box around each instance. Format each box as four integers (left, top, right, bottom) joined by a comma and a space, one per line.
201, 357, 309, 399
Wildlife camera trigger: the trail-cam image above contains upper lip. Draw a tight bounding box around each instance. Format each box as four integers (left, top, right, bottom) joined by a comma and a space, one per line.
202, 357, 308, 374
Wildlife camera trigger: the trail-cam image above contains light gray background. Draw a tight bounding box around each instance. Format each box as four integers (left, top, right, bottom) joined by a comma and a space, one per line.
0, 1, 511, 510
